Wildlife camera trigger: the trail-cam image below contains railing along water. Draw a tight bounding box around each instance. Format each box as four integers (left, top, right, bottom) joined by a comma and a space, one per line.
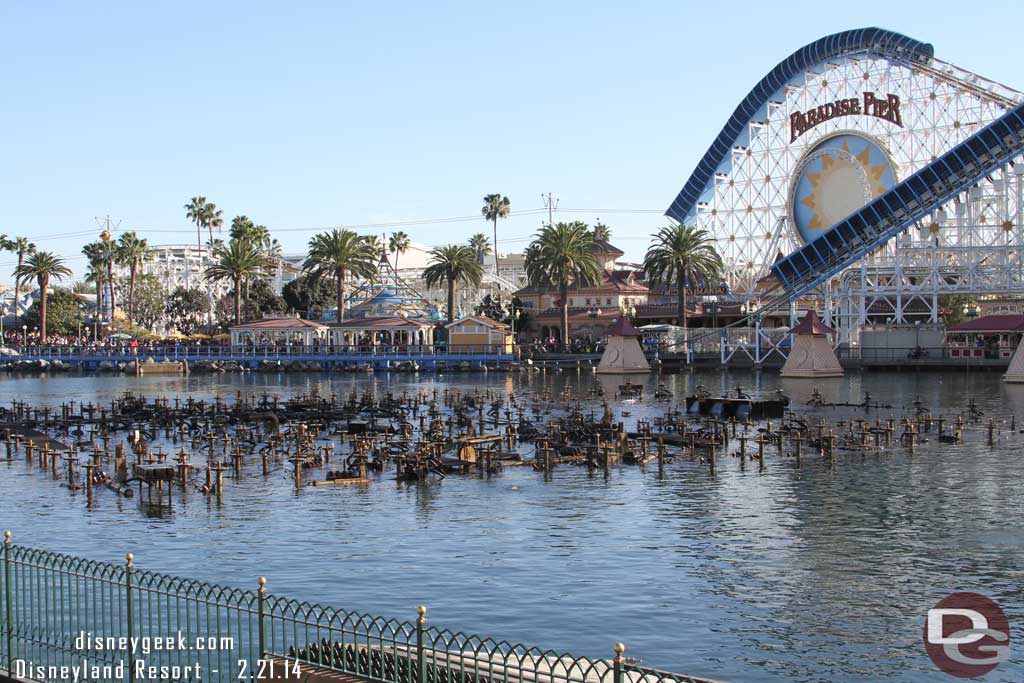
0, 534, 722, 683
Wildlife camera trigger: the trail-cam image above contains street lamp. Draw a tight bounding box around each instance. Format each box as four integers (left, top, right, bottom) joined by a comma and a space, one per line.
22, 324, 28, 348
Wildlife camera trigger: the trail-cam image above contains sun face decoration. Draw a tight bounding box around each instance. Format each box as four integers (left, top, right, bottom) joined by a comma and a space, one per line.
789, 133, 897, 244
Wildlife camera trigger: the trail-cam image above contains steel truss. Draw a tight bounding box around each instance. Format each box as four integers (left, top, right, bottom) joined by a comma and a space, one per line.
688, 49, 1024, 342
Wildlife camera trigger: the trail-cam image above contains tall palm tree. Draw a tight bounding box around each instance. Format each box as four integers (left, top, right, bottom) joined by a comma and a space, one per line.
204, 238, 269, 325
228, 216, 277, 296
481, 194, 511, 271
82, 238, 117, 319
6, 237, 36, 319
116, 231, 150, 325
388, 231, 411, 272
524, 221, 601, 348
82, 242, 109, 326
643, 225, 723, 339
184, 196, 209, 253
302, 229, 377, 322
15, 251, 71, 342
230, 216, 272, 250
83, 262, 107, 332
422, 245, 483, 323
592, 222, 612, 242
468, 233, 491, 264
203, 204, 224, 245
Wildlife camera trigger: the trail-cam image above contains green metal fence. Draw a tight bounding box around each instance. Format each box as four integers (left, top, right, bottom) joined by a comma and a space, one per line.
0, 532, 722, 683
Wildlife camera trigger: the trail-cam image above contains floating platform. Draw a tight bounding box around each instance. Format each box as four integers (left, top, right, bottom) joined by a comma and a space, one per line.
684, 396, 787, 420
135, 359, 188, 376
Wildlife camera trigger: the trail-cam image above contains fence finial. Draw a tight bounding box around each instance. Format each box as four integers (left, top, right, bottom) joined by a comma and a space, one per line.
126, 552, 134, 568
3, 530, 9, 544
614, 642, 625, 657
417, 605, 427, 624
258, 576, 267, 591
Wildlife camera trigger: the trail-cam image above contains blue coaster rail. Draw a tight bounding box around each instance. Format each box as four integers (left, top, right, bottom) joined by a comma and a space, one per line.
770, 99, 1024, 300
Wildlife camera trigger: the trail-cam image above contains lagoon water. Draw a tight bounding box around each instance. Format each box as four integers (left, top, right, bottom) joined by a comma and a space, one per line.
0, 369, 1022, 683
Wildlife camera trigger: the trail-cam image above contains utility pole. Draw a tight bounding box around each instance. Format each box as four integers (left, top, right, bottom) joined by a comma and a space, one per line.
541, 192, 558, 227
93, 215, 121, 326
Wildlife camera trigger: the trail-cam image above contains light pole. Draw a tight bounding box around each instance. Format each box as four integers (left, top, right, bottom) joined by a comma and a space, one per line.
22, 324, 28, 348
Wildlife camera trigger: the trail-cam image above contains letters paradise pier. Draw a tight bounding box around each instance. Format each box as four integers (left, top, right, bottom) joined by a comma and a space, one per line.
790, 91, 903, 142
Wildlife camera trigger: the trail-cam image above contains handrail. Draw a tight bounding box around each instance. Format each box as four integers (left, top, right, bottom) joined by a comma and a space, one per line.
0, 536, 718, 683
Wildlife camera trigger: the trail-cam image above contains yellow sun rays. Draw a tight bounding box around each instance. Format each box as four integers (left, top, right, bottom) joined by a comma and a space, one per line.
799, 140, 890, 232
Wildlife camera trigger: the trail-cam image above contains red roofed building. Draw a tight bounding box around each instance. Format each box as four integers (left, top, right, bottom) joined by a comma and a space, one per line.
230, 316, 330, 349
946, 314, 1024, 360
514, 239, 651, 343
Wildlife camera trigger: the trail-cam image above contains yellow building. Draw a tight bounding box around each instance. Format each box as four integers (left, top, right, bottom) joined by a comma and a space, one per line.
446, 316, 513, 353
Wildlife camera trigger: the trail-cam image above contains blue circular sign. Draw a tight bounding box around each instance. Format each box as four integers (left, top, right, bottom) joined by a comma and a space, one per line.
789, 133, 897, 244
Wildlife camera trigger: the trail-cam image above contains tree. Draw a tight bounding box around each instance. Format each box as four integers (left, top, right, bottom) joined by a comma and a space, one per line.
116, 231, 150, 325
82, 240, 117, 322
4, 237, 35, 319
302, 229, 377, 322
469, 233, 491, 264
524, 221, 601, 348
422, 245, 483, 323
592, 222, 612, 242
239, 278, 287, 321
938, 295, 975, 326
204, 203, 224, 246
204, 238, 269, 325
82, 261, 107, 333
282, 274, 335, 315
115, 274, 166, 330
166, 287, 210, 335
15, 251, 72, 341
21, 288, 83, 338
481, 194, 511, 270
389, 231, 411, 272
229, 216, 271, 247
184, 196, 209, 253
643, 225, 723, 339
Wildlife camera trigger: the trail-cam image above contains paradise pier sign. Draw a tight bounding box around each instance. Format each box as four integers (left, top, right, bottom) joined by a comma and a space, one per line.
790, 92, 903, 142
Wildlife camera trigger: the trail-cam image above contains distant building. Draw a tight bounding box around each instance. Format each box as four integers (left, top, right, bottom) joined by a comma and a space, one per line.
513, 240, 650, 342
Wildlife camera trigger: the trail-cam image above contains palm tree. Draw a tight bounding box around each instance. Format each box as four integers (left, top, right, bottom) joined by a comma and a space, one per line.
228, 217, 277, 296
204, 238, 269, 325
388, 231, 411, 272
643, 225, 723, 341
82, 243, 108, 327
6, 237, 36, 319
524, 221, 601, 349
468, 233, 491, 264
481, 194, 511, 271
184, 196, 209, 253
422, 245, 483, 323
592, 222, 612, 242
230, 216, 272, 250
82, 238, 117, 319
116, 231, 150, 325
302, 229, 377, 322
15, 251, 71, 342
204, 204, 224, 245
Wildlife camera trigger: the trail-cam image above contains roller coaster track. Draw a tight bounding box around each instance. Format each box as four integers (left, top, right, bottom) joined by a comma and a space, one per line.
769, 99, 1024, 301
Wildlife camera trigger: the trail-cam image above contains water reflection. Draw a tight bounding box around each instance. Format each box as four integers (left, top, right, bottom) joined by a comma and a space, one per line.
0, 369, 1021, 682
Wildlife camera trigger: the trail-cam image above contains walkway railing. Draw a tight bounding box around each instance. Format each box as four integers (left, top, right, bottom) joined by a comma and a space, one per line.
10, 345, 512, 361
0, 534, 719, 683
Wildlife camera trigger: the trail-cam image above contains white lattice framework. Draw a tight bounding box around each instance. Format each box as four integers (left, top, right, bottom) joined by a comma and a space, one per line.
693, 53, 1024, 341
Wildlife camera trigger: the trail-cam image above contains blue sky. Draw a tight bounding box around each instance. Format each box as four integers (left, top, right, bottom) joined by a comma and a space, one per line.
2, 0, 1022, 278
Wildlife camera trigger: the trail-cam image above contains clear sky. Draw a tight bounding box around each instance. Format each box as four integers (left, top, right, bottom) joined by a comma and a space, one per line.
2, 0, 1022, 278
